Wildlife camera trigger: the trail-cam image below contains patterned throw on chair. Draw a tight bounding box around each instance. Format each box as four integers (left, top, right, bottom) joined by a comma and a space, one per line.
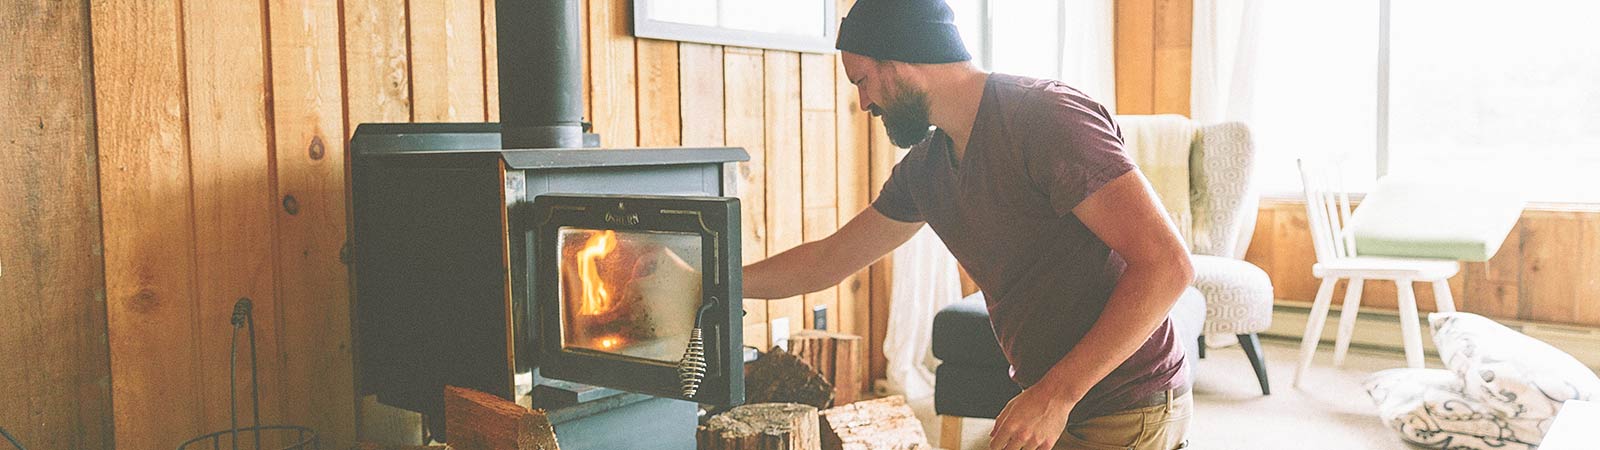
1364, 312, 1600, 449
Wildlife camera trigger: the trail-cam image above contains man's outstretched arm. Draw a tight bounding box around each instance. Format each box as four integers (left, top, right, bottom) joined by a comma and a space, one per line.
742, 207, 925, 299
990, 170, 1195, 450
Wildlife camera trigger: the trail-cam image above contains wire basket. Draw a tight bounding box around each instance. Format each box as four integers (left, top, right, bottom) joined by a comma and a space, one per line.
178, 298, 318, 450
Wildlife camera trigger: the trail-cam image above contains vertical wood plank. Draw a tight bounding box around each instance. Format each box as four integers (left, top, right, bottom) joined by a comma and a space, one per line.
725, 47, 769, 348
183, 0, 287, 436
637, 38, 681, 147
866, 118, 900, 385
1521, 212, 1591, 324
679, 42, 725, 147
581, 0, 592, 121
484, 0, 499, 121
800, 52, 839, 330
344, 0, 412, 131
268, 0, 357, 446
0, 1, 112, 447
1114, 0, 1155, 114
588, 0, 637, 146
1151, 0, 1191, 116
90, 0, 205, 447
408, 0, 486, 121
765, 50, 806, 340
833, 6, 872, 344
1576, 213, 1600, 326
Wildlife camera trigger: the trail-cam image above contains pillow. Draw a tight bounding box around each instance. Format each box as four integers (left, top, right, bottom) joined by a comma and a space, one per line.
1365, 368, 1539, 450
1430, 312, 1600, 420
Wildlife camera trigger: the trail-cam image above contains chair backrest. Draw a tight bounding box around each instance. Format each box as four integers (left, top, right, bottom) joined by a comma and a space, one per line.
1297, 157, 1358, 264
1189, 122, 1259, 259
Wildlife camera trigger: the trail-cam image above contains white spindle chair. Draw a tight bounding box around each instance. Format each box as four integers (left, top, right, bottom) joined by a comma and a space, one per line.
1293, 157, 1459, 388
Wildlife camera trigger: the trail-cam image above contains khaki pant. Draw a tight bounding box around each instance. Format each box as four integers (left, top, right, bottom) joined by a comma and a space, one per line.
1054, 390, 1193, 450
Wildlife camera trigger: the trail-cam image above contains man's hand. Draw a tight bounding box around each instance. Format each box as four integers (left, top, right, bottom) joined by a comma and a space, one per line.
988, 384, 1075, 450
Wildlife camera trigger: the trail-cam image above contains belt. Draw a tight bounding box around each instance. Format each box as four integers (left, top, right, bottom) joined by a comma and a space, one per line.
1125, 383, 1191, 410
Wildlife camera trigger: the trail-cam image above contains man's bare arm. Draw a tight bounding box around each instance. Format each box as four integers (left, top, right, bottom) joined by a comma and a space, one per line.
1036, 170, 1195, 403
742, 208, 925, 299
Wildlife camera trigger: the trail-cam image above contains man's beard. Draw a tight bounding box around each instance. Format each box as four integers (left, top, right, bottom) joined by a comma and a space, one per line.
877, 84, 934, 148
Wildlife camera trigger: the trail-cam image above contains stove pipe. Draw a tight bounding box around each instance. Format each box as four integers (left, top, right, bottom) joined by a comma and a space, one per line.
497, 0, 584, 148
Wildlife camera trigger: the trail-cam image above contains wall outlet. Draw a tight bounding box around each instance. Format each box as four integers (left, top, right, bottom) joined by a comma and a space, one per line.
771, 317, 790, 351
812, 305, 828, 331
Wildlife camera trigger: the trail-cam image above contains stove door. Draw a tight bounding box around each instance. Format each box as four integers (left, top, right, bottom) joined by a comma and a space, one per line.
531, 194, 743, 406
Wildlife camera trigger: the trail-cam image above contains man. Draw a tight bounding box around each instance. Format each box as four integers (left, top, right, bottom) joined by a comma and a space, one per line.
741, 0, 1195, 449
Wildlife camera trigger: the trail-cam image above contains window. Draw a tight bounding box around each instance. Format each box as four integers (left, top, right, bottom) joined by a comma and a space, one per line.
1253, 1, 1600, 203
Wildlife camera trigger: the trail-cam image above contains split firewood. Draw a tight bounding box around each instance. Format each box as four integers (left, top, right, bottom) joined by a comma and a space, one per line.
352, 444, 451, 450
819, 395, 933, 450
444, 385, 560, 450
745, 346, 835, 409
789, 330, 864, 405
696, 403, 821, 450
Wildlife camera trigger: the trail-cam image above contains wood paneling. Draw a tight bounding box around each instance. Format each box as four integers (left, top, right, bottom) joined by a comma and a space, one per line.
1115, 0, 1191, 115
801, 52, 840, 330
183, 0, 286, 438
1247, 200, 1600, 328
866, 119, 901, 386
344, 0, 412, 129
267, 0, 357, 447
834, 27, 872, 343
90, 0, 205, 448
408, 0, 486, 122
725, 47, 771, 349
765, 50, 807, 343
637, 38, 681, 147
679, 43, 725, 147
587, 0, 637, 146
0, 1, 113, 448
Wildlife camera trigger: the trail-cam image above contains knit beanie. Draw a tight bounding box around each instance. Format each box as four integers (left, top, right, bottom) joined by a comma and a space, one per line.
835, 0, 972, 64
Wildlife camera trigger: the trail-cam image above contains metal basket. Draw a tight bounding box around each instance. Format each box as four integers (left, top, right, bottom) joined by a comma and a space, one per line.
178, 298, 318, 450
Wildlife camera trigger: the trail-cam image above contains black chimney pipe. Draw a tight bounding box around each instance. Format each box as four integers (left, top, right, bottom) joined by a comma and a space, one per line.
496, 0, 584, 148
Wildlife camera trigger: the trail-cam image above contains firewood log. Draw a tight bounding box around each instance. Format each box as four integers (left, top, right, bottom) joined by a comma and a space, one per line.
745, 346, 835, 409
819, 395, 933, 450
789, 331, 864, 405
444, 386, 560, 450
697, 403, 820, 450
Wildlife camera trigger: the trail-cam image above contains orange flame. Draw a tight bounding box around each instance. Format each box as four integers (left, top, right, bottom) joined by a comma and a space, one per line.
576, 230, 617, 315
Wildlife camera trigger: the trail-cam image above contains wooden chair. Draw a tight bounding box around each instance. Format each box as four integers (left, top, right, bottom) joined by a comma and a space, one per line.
1292, 158, 1459, 388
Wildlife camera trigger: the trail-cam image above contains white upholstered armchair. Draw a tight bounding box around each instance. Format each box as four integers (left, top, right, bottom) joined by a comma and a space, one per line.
1118, 115, 1275, 395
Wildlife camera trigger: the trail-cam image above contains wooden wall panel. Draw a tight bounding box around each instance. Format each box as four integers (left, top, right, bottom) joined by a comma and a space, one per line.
89, 0, 205, 448
408, 0, 486, 121
1115, 0, 1190, 115
588, 0, 637, 146
0, 1, 113, 448
834, 32, 872, 344
679, 43, 725, 147
182, 0, 287, 437
637, 38, 682, 147
866, 119, 900, 386
483, 0, 499, 121
1247, 201, 1600, 328
724, 47, 770, 349
344, 0, 412, 129
765, 50, 807, 343
800, 52, 840, 330
267, 0, 357, 447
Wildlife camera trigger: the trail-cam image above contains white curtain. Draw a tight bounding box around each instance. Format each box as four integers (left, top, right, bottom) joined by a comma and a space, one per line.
1058, 0, 1118, 113
1191, 0, 1263, 124
880, 225, 962, 400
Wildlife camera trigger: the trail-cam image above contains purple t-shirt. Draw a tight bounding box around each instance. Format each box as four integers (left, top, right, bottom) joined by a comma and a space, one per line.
874, 73, 1186, 419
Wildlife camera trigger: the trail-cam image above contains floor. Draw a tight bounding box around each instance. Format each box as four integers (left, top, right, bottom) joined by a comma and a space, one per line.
911, 336, 1419, 450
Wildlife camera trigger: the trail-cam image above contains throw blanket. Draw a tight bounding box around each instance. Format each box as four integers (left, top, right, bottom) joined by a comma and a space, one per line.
1114, 114, 1196, 244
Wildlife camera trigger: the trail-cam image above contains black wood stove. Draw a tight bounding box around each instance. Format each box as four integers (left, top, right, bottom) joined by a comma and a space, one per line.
349, 1, 747, 448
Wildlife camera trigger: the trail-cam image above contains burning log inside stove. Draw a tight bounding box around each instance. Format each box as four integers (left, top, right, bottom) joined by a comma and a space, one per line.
558, 229, 703, 359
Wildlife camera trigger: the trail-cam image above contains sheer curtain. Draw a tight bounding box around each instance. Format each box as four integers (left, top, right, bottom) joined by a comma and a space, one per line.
877, 0, 1118, 400
1191, 0, 1262, 124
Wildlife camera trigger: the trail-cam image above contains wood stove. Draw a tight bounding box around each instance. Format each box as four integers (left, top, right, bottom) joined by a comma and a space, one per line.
348, 0, 749, 447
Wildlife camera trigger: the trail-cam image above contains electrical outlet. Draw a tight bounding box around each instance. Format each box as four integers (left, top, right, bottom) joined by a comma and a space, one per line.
771, 317, 790, 351
812, 305, 828, 331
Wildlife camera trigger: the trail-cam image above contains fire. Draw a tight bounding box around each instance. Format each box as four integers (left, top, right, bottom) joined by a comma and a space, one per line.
599, 337, 620, 349
576, 230, 617, 315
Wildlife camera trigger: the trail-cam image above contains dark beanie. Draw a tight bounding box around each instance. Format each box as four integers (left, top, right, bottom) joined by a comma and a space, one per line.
836, 0, 971, 64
